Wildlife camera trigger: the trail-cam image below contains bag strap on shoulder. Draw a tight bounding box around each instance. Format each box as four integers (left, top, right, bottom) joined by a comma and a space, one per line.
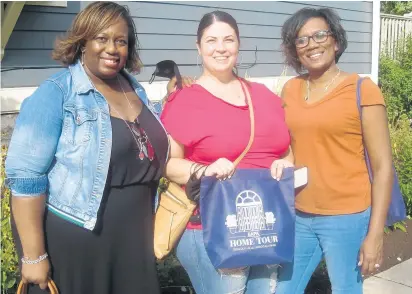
356, 77, 373, 182
233, 78, 255, 167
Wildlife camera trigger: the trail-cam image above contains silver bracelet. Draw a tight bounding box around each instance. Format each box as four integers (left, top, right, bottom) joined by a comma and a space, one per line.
21, 253, 48, 265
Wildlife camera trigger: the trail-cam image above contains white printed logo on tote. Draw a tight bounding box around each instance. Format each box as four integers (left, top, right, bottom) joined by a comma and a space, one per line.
225, 190, 278, 251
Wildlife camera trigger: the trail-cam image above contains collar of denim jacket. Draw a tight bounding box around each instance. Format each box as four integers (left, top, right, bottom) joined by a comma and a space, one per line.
69, 59, 146, 98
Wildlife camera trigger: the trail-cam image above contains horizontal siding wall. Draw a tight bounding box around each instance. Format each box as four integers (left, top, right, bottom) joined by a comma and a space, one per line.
2, 1, 373, 87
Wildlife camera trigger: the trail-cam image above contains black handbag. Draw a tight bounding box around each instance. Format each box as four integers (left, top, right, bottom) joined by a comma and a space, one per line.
185, 164, 208, 203
185, 164, 209, 224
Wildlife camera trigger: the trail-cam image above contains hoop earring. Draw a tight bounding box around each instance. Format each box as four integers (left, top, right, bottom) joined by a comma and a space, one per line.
81, 50, 85, 66
237, 52, 243, 66
244, 68, 250, 79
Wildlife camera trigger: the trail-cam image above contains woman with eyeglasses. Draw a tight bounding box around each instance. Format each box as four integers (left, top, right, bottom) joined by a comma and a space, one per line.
275, 8, 393, 294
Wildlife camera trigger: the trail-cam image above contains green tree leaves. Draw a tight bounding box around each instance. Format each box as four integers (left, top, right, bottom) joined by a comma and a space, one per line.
381, 1, 412, 16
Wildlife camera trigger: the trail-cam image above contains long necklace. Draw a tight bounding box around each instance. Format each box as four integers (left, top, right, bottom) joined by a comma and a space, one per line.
304, 68, 341, 101
116, 75, 134, 109
110, 76, 155, 161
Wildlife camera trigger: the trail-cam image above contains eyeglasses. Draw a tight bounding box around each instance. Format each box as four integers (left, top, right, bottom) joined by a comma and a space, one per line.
295, 30, 332, 48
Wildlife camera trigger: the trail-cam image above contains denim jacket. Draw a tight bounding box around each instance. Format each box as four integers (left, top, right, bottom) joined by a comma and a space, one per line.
5, 60, 169, 230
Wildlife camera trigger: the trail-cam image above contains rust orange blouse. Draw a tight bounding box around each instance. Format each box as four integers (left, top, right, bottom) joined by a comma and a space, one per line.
283, 74, 385, 215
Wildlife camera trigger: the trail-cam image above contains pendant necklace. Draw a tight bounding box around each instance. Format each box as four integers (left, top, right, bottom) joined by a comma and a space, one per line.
109, 75, 155, 161
304, 68, 341, 101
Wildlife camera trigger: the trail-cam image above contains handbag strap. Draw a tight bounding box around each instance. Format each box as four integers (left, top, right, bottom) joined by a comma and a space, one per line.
17, 280, 59, 294
356, 77, 373, 182
233, 78, 255, 167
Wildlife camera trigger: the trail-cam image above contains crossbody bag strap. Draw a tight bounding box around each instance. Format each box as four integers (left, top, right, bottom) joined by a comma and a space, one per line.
356, 77, 373, 182
233, 78, 255, 167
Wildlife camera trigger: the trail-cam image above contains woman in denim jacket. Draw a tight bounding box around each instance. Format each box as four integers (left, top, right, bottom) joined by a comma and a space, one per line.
5, 2, 170, 293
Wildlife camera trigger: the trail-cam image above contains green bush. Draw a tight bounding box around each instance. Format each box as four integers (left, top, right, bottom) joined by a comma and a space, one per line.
390, 116, 412, 217
1, 145, 19, 294
379, 35, 412, 218
379, 35, 412, 123
381, 1, 412, 15
156, 252, 192, 291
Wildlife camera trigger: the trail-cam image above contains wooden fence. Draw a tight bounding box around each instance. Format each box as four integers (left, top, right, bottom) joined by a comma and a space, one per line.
381, 13, 412, 59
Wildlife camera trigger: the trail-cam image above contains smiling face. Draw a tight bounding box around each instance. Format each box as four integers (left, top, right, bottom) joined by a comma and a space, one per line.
296, 17, 338, 73
197, 21, 239, 75
83, 18, 129, 80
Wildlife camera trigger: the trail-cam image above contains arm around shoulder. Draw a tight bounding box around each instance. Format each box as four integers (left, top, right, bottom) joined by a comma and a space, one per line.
6, 80, 65, 197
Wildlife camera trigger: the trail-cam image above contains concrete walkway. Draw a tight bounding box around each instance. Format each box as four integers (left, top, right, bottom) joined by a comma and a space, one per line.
363, 258, 412, 294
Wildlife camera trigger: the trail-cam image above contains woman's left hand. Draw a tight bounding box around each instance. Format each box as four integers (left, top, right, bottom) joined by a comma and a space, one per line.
358, 232, 384, 275
270, 159, 294, 181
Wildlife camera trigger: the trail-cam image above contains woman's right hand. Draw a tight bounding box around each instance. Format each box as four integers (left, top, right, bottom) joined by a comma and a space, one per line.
21, 258, 51, 289
167, 76, 195, 94
204, 158, 235, 180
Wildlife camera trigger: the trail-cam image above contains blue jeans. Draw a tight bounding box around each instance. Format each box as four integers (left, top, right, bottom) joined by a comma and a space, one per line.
276, 207, 371, 294
176, 229, 278, 294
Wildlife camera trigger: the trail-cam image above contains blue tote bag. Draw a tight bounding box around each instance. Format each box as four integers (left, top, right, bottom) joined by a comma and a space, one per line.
356, 78, 407, 226
200, 169, 296, 269
199, 80, 296, 269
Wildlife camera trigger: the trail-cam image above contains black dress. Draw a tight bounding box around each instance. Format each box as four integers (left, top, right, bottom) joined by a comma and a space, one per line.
13, 105, 168, 294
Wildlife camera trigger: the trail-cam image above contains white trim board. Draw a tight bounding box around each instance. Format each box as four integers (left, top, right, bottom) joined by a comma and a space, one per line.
371, 0, 381, 84
0, 74, 372, 114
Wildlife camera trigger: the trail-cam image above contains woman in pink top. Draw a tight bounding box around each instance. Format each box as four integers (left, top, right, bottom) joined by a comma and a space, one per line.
161, 11, 293, 294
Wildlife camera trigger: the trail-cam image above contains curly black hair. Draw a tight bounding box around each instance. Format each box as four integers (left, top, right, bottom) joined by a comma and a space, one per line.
281, 8, 348, 73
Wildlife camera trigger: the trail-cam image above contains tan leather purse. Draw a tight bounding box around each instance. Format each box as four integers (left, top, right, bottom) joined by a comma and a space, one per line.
154, 78, 254, 260
17, 279, 59, 294
154, 179, 197, 260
